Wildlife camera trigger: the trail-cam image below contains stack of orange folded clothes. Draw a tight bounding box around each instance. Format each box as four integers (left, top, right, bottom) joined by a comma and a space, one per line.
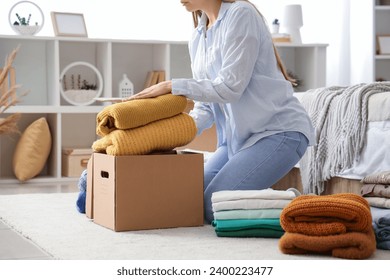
279, 193, 376, 259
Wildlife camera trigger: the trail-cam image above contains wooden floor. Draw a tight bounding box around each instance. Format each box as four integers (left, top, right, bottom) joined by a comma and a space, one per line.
272, 167, 362, 195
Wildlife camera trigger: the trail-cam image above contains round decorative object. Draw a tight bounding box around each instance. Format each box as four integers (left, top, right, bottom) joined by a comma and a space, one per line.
60, 62, 103, 106
8, 1, 44, 36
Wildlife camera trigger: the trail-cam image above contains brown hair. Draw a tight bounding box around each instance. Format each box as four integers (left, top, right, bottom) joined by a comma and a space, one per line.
192, 0, 296, 86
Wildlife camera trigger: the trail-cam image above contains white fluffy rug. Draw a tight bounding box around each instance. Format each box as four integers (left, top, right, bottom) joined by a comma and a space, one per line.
0, 193, 389, 260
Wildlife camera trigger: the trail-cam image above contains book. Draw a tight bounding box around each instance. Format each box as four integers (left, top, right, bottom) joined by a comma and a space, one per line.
144, 71, 154, 89
93, 97, 126, 103
150, 71, 159, 86
272, 33, 292, 43
157, 70, 166, 83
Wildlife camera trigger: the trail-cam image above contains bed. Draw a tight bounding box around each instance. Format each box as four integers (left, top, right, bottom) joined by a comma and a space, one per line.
274, 83, 390, 195
183, 83, 390, 195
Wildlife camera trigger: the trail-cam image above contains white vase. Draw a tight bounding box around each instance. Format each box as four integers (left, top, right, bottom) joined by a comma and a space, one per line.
271, 24, 280, 34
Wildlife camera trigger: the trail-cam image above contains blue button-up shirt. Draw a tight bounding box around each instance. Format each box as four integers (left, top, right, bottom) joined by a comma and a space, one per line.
172, 1, 315, 157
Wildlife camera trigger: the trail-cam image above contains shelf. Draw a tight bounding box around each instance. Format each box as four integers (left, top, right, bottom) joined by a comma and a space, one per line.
275, 43, 328, 48
5, 105, 105, 114
376, 54, 390, 59
375, 6, 390, 10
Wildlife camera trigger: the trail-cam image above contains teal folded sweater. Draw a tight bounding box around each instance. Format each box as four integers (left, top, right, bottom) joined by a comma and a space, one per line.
212, 218, 284, 238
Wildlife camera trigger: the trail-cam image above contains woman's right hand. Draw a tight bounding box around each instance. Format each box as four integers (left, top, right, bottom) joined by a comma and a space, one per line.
129, 80, 173, 100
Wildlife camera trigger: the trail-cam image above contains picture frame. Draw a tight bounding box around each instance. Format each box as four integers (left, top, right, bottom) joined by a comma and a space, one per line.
51, 12, 88, 37
377, 35, 390, 55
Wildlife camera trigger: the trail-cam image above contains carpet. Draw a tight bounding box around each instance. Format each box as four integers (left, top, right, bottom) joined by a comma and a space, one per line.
0, 192, 389, 260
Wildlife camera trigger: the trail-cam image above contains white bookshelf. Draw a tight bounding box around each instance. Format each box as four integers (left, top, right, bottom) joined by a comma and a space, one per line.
0, 35, 327, 185
275, 43, 328, 91
350, 0, 390, 83
0, 35, 191, 184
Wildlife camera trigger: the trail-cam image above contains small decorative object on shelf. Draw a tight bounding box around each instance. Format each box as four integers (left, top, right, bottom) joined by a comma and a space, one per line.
60, 61, 103, 106
271, 19, 280, 34
119, 74, 134, 99
8, 1, 44, 36
377, 35, 390, 54
272, 33, 291, 43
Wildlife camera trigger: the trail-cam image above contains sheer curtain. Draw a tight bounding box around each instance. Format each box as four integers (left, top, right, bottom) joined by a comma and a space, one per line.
254, 0, 356, 87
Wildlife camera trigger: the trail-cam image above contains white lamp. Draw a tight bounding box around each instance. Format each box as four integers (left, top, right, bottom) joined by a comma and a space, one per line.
281, 4, 303, 44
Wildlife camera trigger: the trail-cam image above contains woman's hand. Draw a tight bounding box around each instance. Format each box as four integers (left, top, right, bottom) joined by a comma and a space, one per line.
129, 80, 172, 100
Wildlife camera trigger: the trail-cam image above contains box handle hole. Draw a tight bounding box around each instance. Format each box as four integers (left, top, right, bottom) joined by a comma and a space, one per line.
101, 171, 109, 178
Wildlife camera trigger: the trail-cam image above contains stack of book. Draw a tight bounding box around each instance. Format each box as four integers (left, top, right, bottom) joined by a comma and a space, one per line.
272, 33, 292, 43
144, 70, 165, 88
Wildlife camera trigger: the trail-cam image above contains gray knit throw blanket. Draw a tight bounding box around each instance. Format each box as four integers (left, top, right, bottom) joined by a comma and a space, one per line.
299, 82, 390, 194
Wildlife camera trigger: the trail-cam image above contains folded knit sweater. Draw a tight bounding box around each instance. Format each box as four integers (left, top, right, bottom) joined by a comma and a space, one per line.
280, 193, 372, 236
96, 94, 188, 136
92, 113, 196, 156
279, 229, 376, 259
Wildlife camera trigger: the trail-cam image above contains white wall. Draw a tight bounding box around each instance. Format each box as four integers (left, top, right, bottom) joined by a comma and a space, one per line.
1, 0, 193, 40
1, 0, 372, 87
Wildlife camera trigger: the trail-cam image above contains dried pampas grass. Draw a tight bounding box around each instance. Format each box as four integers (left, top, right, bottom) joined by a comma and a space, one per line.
0, 46, 24, 135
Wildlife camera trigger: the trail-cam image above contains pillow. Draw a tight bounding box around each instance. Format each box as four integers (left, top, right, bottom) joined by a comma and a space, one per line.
13, 117, 52, 181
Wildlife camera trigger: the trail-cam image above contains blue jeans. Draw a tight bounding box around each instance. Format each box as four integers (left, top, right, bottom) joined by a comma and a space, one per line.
204, 131, 308, 223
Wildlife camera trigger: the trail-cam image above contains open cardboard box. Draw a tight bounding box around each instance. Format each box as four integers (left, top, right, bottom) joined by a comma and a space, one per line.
86, 151, 204, 231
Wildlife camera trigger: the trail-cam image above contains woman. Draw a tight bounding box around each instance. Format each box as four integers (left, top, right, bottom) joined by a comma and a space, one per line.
131, 0, 315, 223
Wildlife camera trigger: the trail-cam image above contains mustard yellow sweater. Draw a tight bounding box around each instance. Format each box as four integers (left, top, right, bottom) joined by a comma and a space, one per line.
96, 94, 188, 136
92, 113, 196, 156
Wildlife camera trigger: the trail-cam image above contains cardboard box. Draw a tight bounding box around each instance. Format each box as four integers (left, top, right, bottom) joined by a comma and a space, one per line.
86, 151, 204, 231
62, 148, 93, 177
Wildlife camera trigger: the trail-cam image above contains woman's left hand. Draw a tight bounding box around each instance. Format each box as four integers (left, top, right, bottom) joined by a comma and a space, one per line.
129, 80, 172, 100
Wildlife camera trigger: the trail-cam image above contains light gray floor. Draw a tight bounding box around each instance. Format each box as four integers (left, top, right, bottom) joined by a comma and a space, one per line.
0, 181, 79, 260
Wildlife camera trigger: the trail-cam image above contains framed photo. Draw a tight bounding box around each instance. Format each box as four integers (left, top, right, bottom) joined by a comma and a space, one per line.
377, 35, 390, 55
51, 12, 88, 37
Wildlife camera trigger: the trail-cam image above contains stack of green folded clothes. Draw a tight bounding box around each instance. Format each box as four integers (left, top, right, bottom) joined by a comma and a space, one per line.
211, 188, 300, 238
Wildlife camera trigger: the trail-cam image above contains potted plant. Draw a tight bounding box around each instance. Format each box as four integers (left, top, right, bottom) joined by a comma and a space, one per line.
13, 13, 40, 35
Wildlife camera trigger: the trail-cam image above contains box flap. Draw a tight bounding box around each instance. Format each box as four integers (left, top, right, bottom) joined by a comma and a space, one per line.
93, 153, 116, 230
85, 153, 94, 219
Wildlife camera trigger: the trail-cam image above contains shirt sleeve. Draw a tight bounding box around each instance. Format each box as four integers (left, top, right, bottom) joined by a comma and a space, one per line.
172, 5, 262, 103
189, 101, 214, 135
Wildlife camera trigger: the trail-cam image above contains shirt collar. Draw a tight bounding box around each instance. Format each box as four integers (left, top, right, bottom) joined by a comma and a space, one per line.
196, 1, 231, 35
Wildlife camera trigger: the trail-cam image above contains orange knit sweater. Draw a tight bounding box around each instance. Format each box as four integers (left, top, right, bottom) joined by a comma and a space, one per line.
279, 229, 376, 259
280, 193, 372, 236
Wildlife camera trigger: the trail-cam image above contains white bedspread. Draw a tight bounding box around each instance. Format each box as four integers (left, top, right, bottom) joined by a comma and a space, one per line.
294, 87, 390, 190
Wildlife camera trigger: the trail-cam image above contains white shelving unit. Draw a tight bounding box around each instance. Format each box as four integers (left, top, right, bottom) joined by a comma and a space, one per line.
0, 35, 327, 185
0, 35, 192, 184
374, 2, 390, 81
275, 43, 328, 91
350, 0, 390, 83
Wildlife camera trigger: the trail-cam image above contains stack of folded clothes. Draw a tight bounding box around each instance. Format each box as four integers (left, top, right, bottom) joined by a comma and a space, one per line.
360, 170, 390, 250
361, 170, 390, 209
279, 193, 376, 259
92, 94, 197, 155
211, 188, 300, 238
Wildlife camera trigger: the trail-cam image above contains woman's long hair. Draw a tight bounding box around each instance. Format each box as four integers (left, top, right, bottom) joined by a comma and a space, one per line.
192, 0, 296, 86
